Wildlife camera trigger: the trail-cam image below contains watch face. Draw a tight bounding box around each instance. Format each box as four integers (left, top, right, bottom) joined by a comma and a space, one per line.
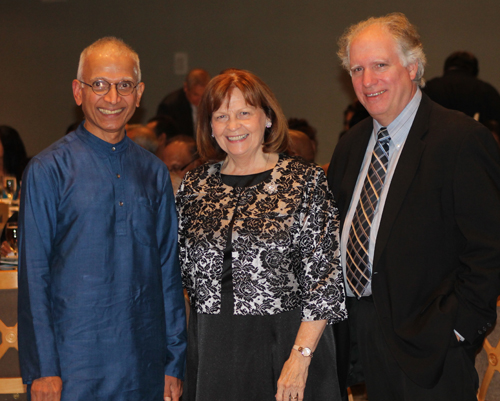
301, 347, 312, 357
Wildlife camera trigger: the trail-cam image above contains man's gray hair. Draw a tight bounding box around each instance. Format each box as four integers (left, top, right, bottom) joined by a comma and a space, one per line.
337, 12, 426, 87
76, 37, 141, 83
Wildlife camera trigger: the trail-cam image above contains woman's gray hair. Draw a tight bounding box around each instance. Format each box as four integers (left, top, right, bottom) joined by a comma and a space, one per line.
337, 12, 426, 87
76, 36, 141, 83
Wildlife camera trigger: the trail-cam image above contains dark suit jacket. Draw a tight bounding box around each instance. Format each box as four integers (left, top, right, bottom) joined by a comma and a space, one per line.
424, 70, 500, 125
156, 88, 195, 137
328, 93, 500, 389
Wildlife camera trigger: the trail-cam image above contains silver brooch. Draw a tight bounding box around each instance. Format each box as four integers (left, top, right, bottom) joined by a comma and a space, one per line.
265, 182, 278, 194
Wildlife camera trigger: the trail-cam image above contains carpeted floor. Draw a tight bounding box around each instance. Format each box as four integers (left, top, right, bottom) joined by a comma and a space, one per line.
475, 306, 500, 401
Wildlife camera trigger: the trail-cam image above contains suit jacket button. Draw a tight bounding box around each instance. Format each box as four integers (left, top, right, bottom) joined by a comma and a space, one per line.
487, 322, 492, 327
478, 329, 483, 334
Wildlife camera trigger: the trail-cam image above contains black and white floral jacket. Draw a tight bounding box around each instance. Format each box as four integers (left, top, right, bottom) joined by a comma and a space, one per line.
176, 154, 347, 324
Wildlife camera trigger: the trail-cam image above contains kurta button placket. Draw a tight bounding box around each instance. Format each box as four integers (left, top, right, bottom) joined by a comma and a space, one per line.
109, 150, 126, 236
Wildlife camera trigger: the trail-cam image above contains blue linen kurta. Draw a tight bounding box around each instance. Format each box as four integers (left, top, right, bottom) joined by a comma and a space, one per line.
18, 124, 187, 401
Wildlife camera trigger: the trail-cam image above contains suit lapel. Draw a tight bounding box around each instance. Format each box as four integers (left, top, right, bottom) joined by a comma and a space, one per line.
373, 94, 432, 269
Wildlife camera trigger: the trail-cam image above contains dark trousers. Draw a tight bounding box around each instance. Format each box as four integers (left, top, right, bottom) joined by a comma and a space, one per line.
352, 297, 479, 401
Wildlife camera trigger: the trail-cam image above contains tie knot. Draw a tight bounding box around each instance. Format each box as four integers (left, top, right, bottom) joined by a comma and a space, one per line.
377, 127, 390, 149
377, 127, 389, 140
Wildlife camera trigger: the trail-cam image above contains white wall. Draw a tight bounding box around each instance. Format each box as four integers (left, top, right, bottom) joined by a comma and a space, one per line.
1, 0, 499, 164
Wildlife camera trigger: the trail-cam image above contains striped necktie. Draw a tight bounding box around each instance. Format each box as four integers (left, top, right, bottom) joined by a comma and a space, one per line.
346, 127, 391, 298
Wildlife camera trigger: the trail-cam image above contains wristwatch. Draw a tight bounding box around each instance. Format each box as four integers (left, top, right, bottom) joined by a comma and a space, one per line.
293, 344, 314, 358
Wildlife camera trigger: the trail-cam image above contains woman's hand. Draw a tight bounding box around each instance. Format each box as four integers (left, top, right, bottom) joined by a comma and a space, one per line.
276, 350, 311, 401
275, 319, 327, 401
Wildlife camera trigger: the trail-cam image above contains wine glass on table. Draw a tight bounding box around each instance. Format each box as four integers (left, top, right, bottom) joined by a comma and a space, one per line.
3, 176, 17, 204
5, 222, 18, 257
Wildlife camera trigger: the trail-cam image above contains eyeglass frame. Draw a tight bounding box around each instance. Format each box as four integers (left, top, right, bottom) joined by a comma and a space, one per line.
78, 79, 141, 96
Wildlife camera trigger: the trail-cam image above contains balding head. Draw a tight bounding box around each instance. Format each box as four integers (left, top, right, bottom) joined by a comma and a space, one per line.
72, 37, 145, 144
77, 37, 141, 83
127, 125, 158, 153
183, 69, 211, 107
159, 135, 200, 178
185, 69, 211, 89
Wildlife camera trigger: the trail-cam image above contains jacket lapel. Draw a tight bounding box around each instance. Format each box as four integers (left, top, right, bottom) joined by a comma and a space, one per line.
372, 94, 432, 269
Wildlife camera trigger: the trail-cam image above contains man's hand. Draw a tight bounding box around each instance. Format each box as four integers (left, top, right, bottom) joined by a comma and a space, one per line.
1, 241, 13, 257
31, 376, 62, 401
164, 375, 182, 401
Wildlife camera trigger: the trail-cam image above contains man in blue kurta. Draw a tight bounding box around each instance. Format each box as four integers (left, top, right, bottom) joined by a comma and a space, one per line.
18, 37, 187, 401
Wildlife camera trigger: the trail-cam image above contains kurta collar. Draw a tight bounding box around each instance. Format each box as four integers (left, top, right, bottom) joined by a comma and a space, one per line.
76, 122, 130, 155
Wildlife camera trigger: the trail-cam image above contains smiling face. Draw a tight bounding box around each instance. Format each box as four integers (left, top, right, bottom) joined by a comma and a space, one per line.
211, 87, 269, 161
72, 48, 145, 143
349, 25, 417, 126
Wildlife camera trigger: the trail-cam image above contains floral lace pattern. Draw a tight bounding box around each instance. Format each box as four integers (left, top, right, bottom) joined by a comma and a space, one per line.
176, 155, 347, 324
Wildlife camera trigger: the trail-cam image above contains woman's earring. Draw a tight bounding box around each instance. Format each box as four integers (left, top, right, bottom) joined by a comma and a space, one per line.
266, 121, 272, 128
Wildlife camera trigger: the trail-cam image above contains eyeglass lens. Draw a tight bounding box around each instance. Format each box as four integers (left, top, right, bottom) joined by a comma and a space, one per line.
91, 80, 136, 96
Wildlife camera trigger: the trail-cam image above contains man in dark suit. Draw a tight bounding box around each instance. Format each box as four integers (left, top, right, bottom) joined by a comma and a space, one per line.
156, 69, 210, 137
424, 51, 500, 126
328, 12, 500, 400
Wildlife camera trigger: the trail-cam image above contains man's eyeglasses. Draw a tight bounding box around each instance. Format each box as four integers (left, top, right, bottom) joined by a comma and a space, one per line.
78, 79, 140, 96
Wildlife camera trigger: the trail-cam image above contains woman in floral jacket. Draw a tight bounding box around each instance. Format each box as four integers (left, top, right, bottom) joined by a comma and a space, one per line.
176, 69, 347, 401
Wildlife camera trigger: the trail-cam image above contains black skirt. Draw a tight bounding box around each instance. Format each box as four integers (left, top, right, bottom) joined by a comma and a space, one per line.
184, 170, 342, 400
185, 304, 341, 401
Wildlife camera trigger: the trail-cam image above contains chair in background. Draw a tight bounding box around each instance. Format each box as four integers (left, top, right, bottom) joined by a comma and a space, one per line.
477, 297, 500, 401
0, 270, 26, 397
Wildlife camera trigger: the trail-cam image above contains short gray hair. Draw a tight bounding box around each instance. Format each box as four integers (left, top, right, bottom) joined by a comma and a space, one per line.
76, 37, 141, 83
337, 12, 426, 87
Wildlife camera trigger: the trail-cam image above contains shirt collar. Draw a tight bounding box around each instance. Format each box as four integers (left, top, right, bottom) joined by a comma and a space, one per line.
373, 88, 422, 147
76, 121, 130, 155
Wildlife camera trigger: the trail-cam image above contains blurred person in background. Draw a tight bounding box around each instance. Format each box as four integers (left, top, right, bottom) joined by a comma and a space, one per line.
288, 117, 318, 158
0, 125, 28, 185
147, 115, 181, 155
0, 125, 28, 256
126, 124, 158, 153
158, 135, 201, 194
286, 129, 316, 163
157, 69, 211, 138
424, 51, 500, 125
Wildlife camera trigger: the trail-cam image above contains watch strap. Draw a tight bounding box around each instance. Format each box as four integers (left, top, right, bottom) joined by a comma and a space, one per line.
292, 344, 314, 358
